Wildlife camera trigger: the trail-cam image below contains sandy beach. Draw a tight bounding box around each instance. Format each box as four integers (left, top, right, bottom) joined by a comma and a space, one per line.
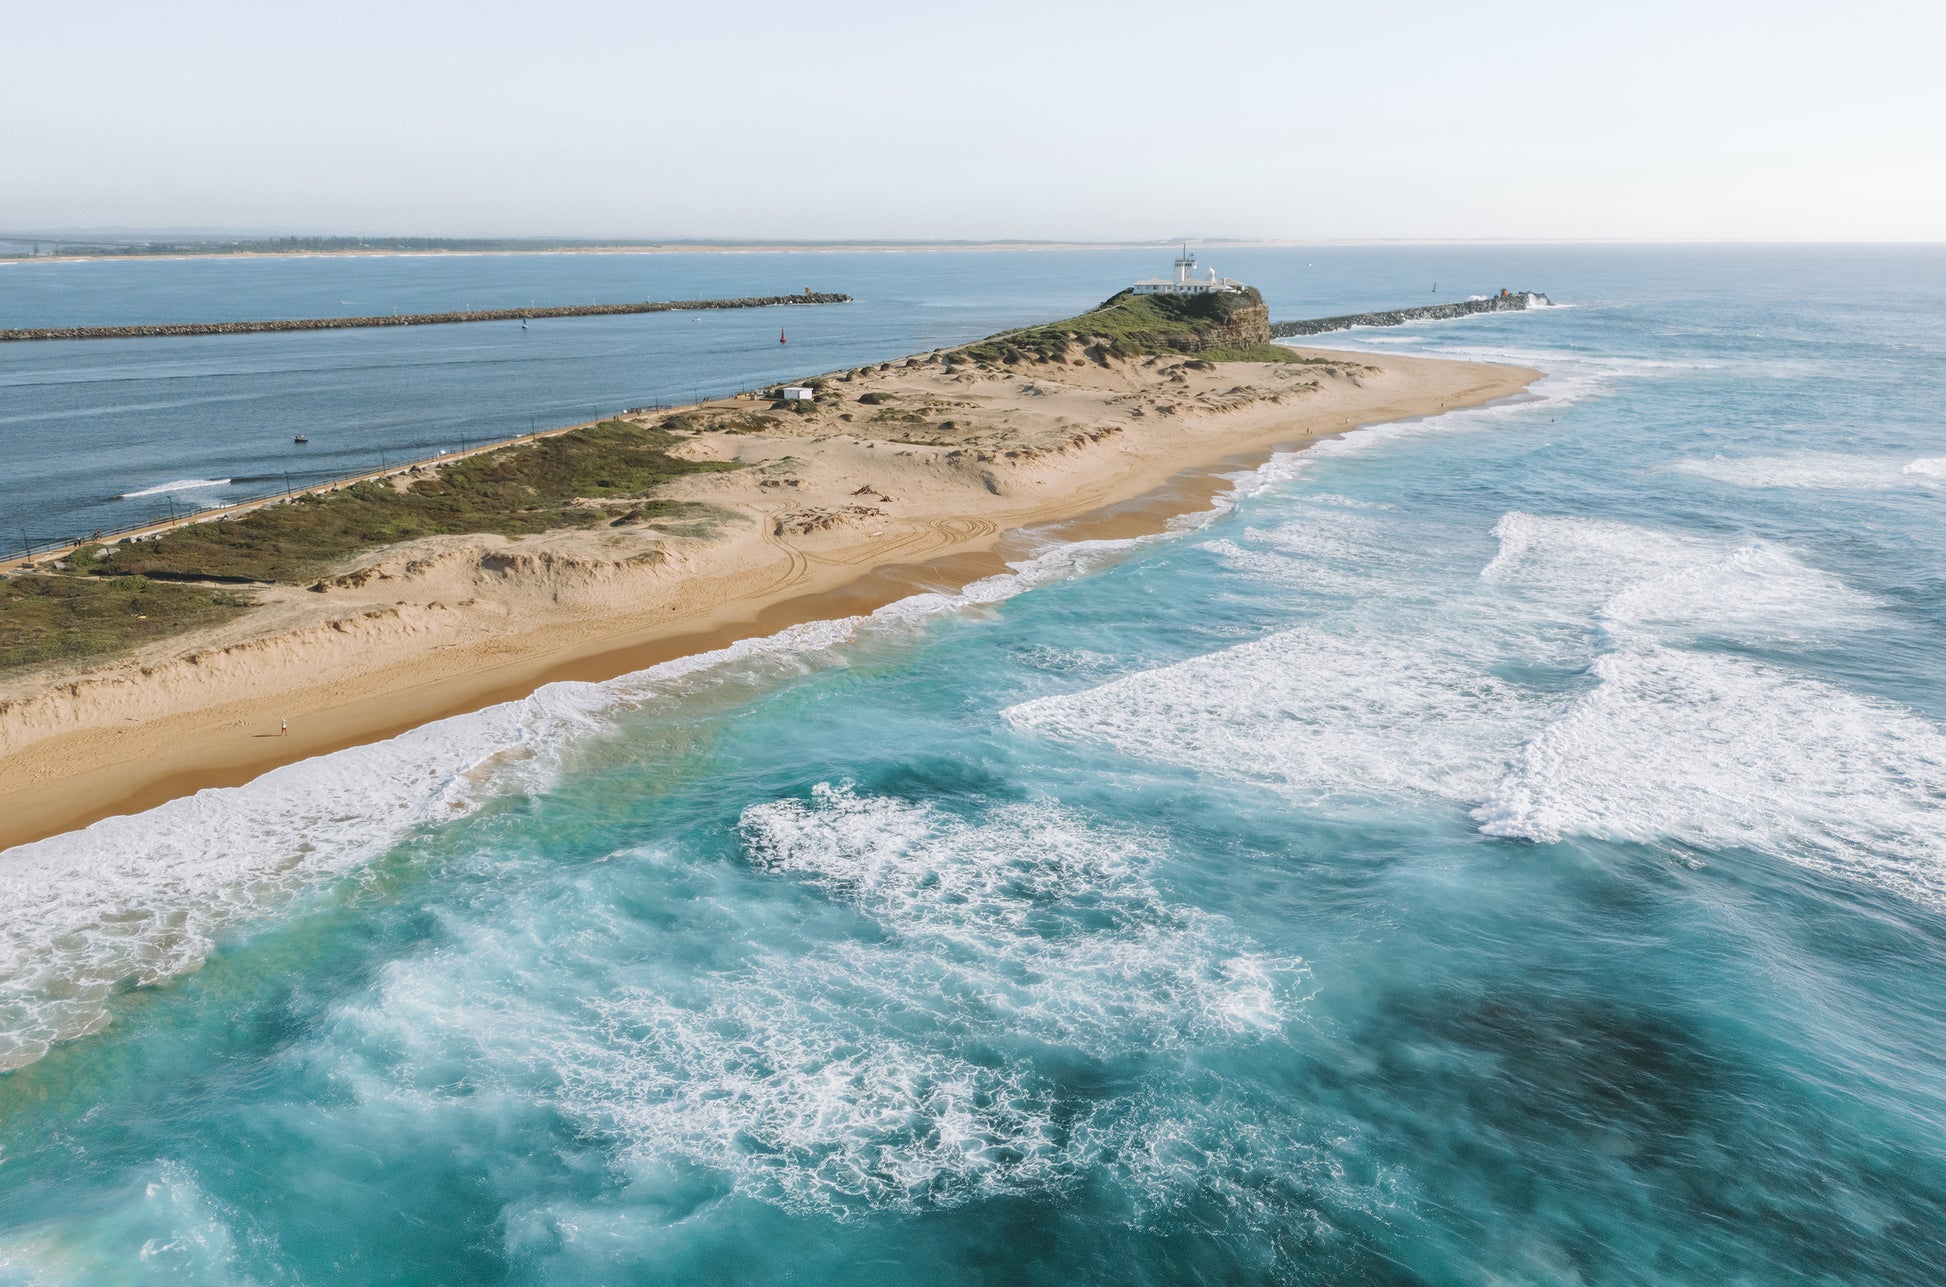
0, 344, 1538, 850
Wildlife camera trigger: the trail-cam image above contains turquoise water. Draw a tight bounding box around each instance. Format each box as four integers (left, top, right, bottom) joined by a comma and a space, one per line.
3, 247, 1946, 1283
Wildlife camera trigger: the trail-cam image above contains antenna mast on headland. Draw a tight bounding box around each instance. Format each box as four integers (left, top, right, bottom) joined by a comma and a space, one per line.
1174, 242, 1198, 286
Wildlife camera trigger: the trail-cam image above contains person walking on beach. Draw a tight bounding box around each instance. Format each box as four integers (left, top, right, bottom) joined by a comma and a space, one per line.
280, 718, 288, 737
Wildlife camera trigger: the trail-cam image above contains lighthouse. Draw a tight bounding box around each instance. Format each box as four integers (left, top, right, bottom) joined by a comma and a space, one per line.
1129, 245, 1245, 296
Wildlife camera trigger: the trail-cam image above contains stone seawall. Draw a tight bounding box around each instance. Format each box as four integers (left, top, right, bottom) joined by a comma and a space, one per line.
1269, 291, 1549, 339
0, 293, 853, 342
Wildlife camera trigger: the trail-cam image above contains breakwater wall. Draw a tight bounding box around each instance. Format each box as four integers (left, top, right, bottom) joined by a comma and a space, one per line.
0, 293, 853, 342
1269, 291, 1549, 339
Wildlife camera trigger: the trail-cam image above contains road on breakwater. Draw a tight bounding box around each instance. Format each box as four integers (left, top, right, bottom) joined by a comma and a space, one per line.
0, 293, 853, 342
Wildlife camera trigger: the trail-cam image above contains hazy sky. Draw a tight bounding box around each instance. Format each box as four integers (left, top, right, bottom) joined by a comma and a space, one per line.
5, 0, 1941, 241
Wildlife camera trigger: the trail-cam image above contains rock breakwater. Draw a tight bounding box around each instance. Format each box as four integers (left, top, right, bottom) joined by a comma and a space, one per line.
0, 293, 853, 343
1270, 291, 1549, 339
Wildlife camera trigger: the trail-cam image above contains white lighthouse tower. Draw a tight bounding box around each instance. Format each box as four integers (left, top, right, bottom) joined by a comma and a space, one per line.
1131, 245, 1244, 296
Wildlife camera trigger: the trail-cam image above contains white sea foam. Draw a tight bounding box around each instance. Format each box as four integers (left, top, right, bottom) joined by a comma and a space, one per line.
1477, 648, 1946, 908
1205, 539, 1370, 596
118, 477, 233, 499
1300, 492, 1396, 510
1483, 512, 1882, 645
1006, 623, 1545, 805
1671, 453, 1946, 491
1599, 544, 1884, 643
1226, 514, 1378, 563
0, 699, 548, 1070
1204, 502, 1414, 597
1017, 502, 1914, 919
1482, 511, 1713, 601
1006, 505, 1568, 810
737, 787, 1304, 1051
1476, 514, 1937, 904
567, 989, 1071, 1214
1250, 508, 1391, 558
1299, 385, 1557, 460
1407, 345, 1709, 378
1284, 335, 1658, 464
311, 786, 1308, 1220
553, 789, 1306, 1215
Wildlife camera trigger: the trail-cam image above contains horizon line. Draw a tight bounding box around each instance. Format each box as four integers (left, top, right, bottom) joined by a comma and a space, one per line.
4, 232, 1945, 250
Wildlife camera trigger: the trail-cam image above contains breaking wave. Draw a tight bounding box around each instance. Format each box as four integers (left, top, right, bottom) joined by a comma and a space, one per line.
118, 477, 233, 499
1008, 498, 1938, 907
1671, 453, 1946, 491
1477, 648, 1946, 907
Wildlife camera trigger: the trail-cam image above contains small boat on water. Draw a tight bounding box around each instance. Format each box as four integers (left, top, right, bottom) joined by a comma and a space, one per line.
293, 434, 309, 444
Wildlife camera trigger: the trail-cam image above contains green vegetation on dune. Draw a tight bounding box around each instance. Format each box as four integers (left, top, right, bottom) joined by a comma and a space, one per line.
661, 409, 781, 436
0, 572, 250, 673
108, 420, 732, 584
957, 286, 1301, 365
0, 419, 737, 678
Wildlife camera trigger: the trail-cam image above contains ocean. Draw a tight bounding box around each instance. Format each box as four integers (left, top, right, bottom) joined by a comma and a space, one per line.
1, 245, 1944, 1283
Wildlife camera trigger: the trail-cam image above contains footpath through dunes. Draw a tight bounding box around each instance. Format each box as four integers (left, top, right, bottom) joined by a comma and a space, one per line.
0, 292, 852, 342
0, 285, 1542, 851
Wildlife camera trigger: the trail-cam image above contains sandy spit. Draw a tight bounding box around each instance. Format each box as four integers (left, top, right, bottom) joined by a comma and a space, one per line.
0, 344, 1539, 850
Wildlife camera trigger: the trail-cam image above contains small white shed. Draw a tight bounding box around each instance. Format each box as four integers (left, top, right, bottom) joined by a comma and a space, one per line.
781, 387, 815, 401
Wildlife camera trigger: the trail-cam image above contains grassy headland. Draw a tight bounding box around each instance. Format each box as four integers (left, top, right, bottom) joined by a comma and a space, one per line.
957, 286, 1301, 366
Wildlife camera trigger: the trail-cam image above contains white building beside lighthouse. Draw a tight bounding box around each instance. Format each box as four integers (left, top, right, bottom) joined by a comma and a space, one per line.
1130, 246, 1244, 296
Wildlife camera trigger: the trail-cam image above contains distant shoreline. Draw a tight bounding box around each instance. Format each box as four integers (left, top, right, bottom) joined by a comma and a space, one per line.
0, 240, 1189, 266
2, 238, 1895, 268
